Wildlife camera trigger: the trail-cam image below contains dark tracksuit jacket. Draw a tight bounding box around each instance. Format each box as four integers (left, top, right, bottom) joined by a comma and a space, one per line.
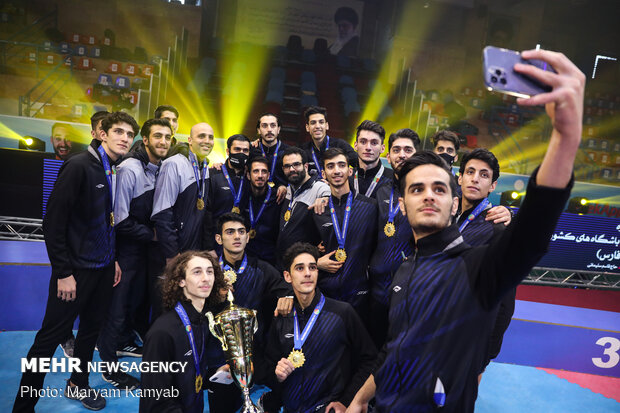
313, 191, 377, 317
372, 169, 572, 412
264, 291, 377, 413
457, 201, 516, 368
151, 144, 212, 257
240, 187, 281, 264
349, 162, 394, 199
301, 135, 357, 176
275, 176, 330, 269
219, 254, 292, 382
251, 139, 290, 188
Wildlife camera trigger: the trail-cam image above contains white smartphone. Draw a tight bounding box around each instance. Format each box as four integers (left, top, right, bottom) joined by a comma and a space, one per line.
209, 370, 234, 385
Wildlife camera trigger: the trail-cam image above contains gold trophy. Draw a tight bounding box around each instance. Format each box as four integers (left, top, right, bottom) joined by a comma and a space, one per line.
206, 290, 263, 413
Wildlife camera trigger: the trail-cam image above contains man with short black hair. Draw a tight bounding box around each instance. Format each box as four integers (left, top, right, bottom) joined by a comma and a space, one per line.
349, 49, 585, 412
313, 147, 377, 320
275, 147, 330, 270
432, 129, 460, 166
264, 242, 376, 413
154, 105, 179, 135
14, 112, 139, 412
253, 112, 290, 202
351, 120, 393, 198
301, 106, 356, 176
50, 122, 76, 161
90, 111, 110, 142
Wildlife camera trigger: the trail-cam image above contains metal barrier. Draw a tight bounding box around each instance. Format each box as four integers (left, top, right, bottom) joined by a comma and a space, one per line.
0, 216, 44, 241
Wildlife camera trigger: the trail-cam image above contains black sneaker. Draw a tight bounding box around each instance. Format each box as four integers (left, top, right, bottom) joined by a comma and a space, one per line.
102, 371, 140, 390
64, 380, 106, 411
116, 343, 143, 358
60, 335, 75, 358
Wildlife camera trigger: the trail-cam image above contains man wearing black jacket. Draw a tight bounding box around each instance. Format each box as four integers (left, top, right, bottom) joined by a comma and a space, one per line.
97, 118, 172, 390
264, 243, 376, 413
252, 112, 290, 203
349, 49, 585, 412
350, 120, 393, 199
14, 111, 139, 412
301, 106, 356, 176
151, 122, 215, 262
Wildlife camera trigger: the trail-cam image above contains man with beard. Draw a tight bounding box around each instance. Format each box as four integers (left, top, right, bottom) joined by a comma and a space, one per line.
252, 112, 290, 203
97, 118, 172, 391
351, 120, 393, 199
152, 122, 216, 264
312, 148, 377, 320
154, 105, 179, 146
275, 147, 330, 270
50, 122, 76, 160
240, 156, 281, 264
14, 112, 138, 412
348, 49, 585, 412
301, 106, 356, 177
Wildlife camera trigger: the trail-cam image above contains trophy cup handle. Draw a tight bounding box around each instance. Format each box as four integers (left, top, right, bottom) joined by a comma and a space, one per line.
253, 310, 258, 334
206, 311, 228, 351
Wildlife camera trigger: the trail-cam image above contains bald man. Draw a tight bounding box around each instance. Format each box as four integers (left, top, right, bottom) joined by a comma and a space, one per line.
152, 122, 216, 264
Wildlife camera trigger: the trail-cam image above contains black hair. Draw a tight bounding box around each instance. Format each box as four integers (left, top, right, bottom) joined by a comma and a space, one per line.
90, 111, 110, 131
334, 7, 359, 27
322, 147, 348, 168
101, 111, 139, 135
226, 134, 251, 150
216, 212, 248, 235
154, 105, 179, 119
283, 242, 320, 273
256, 112, 282, 129
282, 146, 308, 164
356, 120, 385, 143
303, 106, 327, 123
459, 148, 500, 183
388, 128, 421, 151
396, 151, 458, 197
140, 118, 172, 140
431, 130, 460, 151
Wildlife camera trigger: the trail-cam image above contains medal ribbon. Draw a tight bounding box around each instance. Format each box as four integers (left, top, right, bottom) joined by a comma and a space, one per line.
354, 164, 385, 197
97, 145, 116, 216
189, 151, 208, 201
293, 294, 326, 350
311, 135, 330, 176
260, 140, 281, 185
285, 184, 306, 221
329, 192, 353, 250
219, 254, 248, 275
458, 198, 490, 232
249, 184, 272, 230
387, 186, 401, 224
221, 163, 244, 210
174, 302, 204, 394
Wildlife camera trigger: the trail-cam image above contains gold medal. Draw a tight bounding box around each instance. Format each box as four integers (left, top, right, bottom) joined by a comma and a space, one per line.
196, 198, 205, 210
268, 181, 275, 187
288, 349, 305, 368
224, 269, 237, 284
195, 374, 203, 393
249, 229, 257, 239
384, 222, 396, 237
109, 212, 115, 227
335, 248, 347, 262
284, 209, 291, 222
231, 206, 240, 214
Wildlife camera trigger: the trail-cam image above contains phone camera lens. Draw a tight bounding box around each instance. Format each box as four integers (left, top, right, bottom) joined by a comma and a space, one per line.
500, 78, 507, 85
495, 69, 502, 76
491, 76, 498, 83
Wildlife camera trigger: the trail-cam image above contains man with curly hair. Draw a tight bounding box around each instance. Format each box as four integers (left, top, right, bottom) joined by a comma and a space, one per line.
140, 250, 242, 413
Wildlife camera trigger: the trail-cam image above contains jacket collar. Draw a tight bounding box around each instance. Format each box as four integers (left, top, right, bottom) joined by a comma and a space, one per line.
415, 224, 467, 257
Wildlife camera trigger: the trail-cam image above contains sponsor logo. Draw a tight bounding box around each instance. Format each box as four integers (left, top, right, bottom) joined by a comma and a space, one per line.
393, 286, 401, 292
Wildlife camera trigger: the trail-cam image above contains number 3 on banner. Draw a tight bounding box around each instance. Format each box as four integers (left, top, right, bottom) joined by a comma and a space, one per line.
592, 337, 620, 369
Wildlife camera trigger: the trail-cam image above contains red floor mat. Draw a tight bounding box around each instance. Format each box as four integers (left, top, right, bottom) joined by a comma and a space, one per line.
538, 367, 620, 403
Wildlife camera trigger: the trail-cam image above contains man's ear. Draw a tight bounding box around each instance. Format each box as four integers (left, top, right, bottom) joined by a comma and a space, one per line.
488, 181, 497, 194
451, 196, 459, 217
398, 197, 406, 216
283, 270, 292, 284
215, 234, 223, 246
179, 279, 186, 288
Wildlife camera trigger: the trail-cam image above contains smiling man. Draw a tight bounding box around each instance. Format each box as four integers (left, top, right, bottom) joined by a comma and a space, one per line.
14, 112, 138, 412
349, 49, 585, 412
50, 122, 76, 160
152, 122, 216, 263
351, 120, 393, 198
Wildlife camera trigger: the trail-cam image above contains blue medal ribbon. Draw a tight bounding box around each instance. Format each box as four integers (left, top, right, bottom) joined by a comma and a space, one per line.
387, 186, 401, 224
293, 294, 326, 350
221, 163, 244, 209
174, 302, 205, 395
311, 135, 330, 176
97, 145, 116, 224
260, 140, 281, 185
249, 184, 272, 231
458, 198, 490, 232
329, 192, 353, 250
219, 254, 248, 275
189, 151, 208, 201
